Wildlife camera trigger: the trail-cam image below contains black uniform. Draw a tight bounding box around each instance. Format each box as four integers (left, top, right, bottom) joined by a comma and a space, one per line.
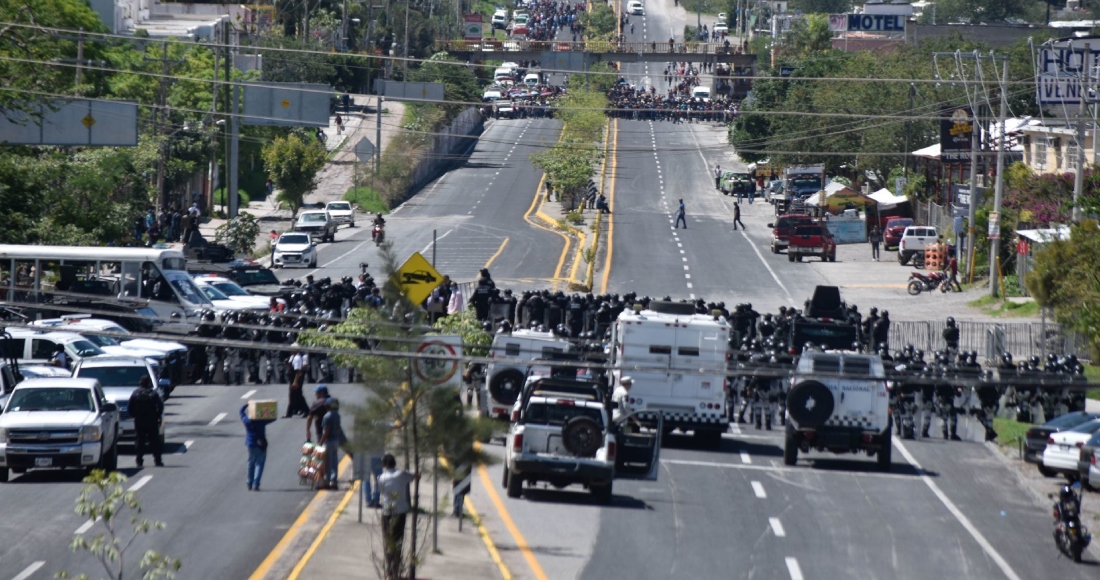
128, 385, 164, 466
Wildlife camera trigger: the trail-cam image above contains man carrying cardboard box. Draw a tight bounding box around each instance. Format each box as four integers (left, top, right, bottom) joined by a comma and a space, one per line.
241, 401, 277, 491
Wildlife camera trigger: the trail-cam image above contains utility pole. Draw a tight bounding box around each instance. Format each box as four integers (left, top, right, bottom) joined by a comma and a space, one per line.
965, 84, 979, 282
376, 96, 383, 174
224, 20, 241, 219
304, 0, 311, 42
403, 0, 410, 79
342, 0, 349, 50
75, 28, 84, 86
1072, 43, 1092, 223
988, 56, 1010, 298
145, 41, 182, 213
903, 83, 914, 176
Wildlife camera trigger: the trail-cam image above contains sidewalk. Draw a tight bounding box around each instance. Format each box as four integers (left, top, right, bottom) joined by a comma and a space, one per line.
293, 482, 505, 580
197, 96, 407, 252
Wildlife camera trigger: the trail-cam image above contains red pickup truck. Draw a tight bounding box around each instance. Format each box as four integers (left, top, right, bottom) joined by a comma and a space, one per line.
767, 214, 813, 254
787, 224, 837, 262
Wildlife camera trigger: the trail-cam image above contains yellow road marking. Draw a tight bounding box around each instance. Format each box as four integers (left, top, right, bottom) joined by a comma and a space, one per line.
465, 495, 513, 580
522, 126, 572, 289
285, 479, 360, 580
475, 452, 549, 580
600, 117, 619, 294
248, 454, 351, 580
484, 237, 510, 269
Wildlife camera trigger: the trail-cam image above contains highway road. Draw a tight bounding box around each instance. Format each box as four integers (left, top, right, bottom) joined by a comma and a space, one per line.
0, 381, 367, 580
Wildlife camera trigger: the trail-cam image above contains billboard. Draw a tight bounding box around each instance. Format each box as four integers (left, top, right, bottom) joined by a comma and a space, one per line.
1035, 40, 1100, 106
242, 82, 332, 127
0, 99, 139, 146
940, 107, 974, 162
846, 14, 905, 32
464, 14, 483, 40
379, 81, 445, 102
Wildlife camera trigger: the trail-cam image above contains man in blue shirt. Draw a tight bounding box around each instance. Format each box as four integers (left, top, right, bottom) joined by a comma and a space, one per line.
675, 199, 687, 229
240, 403, 276, 491
319, 398, 348, 490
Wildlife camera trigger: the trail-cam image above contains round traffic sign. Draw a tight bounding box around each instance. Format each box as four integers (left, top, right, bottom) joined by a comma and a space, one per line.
414, 340, 460, 385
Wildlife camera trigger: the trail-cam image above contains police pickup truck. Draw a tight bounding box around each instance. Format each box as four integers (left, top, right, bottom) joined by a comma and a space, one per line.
504, 378, 660, 504
0, 377, 120, 481
783, 352, 892, 471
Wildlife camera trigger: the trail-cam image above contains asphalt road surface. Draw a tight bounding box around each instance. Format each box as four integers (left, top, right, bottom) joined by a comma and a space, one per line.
0, 381, 366, 580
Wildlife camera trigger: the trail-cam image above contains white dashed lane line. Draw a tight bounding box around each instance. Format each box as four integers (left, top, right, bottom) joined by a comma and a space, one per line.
209, 412, 227, 426
11, 562, 45, 580
176, 440, 194, 454
751, 481, 766, 498
128, 475, 153, 492
240, 389, 257, 399
740, 451, 752, 464
785, 557, 804, 580
769, 517, 786, 537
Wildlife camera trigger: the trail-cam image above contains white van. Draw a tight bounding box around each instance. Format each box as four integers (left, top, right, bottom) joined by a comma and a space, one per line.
609, 301, 730, 447
691, 86, 711, 101
523, 72, 541, 87
481, 330, 572, 420
494, 67, 516, 83
491, 10, 508, 29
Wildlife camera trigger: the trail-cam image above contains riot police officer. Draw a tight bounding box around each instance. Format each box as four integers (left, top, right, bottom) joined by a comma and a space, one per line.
129, 376, 164, 467
942, 317, 960, 353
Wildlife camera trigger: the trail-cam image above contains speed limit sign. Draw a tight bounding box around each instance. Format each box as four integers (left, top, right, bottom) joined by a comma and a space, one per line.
413, 336, 463, 388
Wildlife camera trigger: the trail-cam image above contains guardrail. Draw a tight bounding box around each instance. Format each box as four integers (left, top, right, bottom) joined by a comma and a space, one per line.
889, 319, 1091, 362
434, 39, 746, 56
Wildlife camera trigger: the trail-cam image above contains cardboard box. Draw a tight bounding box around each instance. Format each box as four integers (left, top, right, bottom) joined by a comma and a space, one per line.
247, 399, 278, 421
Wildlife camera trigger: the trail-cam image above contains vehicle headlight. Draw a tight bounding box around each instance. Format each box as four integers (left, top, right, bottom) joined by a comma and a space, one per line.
80, 425, 102, 443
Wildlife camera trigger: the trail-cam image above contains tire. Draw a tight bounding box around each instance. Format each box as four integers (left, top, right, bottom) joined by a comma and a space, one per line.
788, 252, 795, 262
783, 427, 799, 466
1072, 539, 1084, 563
786, 380, 835, 428
771, 243, 778, 254
506, 468, 523, 498
104, 442, 118, 472
502, 465, 510, 490
878, 431, 892, 472
350, 221, 355, 228
591, 482, 613, 504
562, 416, 603, 458
488, 368, 526, 406
907, 280, 923, 296
796, 255, 803, 262
828, 252, 836, 262
0, 467, 8, 483
898, 252, 910, 266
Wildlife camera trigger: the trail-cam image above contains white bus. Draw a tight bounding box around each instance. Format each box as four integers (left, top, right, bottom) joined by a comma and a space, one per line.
0, 245, 214, 335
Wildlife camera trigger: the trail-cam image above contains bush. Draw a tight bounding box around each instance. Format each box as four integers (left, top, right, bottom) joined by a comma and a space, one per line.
565, 210, 585, 225
213, 188, 251, 208
344, 186, 390, 215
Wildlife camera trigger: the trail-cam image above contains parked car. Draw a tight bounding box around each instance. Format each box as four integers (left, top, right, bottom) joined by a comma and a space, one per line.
898, 225, 938, 266
324, 201, 356, 227
491, 10, 508, 29
713, 21, 729, 34
767, 214, 813, 254
1077, 430, 1100, 490
72, 355, 167, 442
787, 224, 837, 262
192, 275, 274, 309
294, 210, 338, 243
883, 217, 914, 250
271, 232, 318, 269
1026, 411, 1100, 475
1041, 419, 1100, 480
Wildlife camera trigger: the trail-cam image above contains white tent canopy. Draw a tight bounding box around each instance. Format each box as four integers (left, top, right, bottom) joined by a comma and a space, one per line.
868, 188, 908, 209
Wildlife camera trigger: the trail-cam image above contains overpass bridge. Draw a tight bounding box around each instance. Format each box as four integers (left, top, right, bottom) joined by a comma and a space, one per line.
434, 40, 758, 68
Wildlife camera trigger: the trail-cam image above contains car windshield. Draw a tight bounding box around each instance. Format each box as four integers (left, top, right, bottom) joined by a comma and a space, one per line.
212, 282, 250, 297
1070, 419, 1100, 434
199, 285, 230, 300
888, 219, 913, 229
300, 214, 326, 223
6, 388, 95, 412
279, 234, 311, 245
327, 203, 351, 211
791, 178, 821, 189
76, 366, 148, 387
81, 334, 121, 348
524, 403, 603, 427
68, 340, 105, 357
1046, 412, 1098, 429
232, 269, 280, 286
164, 271, 212, 307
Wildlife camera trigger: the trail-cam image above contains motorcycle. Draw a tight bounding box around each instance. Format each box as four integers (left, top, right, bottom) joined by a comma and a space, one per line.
372, 224, 385, 245
907, 271, 946, 295
1051, 482, 1092, 562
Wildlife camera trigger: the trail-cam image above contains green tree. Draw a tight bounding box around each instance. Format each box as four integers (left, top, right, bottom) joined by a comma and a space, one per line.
784, 14, 834, 55
579, 4, 617, 39
261, 133, 327, 216
934, 0, 1044, 23
789, 0, 852, 13
58, 470, 180, 580
214, 212, 262, 257
1025, 221, 1100, 360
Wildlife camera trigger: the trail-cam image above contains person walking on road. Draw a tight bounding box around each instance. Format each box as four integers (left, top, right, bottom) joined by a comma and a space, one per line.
306, 385, 331, 441
944, 254, 962, 292
289, 346, 309, 388
714, 165, 722, 189
675, 199, 687, 229
129, 376, 164, 468
335, 114, 343, 134
733, 202, 745, 230
319, 397, 348, 489
869, 226, 882, 261
240, 402, 275, 491
284, 377, 309, 418
378, 453, 419, 580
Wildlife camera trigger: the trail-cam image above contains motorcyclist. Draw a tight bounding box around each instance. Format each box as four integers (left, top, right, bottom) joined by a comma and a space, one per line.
371, 213, 386, 241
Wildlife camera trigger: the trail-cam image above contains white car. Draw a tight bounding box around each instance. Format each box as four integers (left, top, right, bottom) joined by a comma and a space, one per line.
692, 86, 711, 101
491, 10, 508, 29
1041, 419, 1100, 478
483, 87, 504, 102
272, 232, 318, 269
628, 0, 644, 15
72, 355, 167, 442
713, 22, 729, 34
30, 318, 173, 361
324, 201, 356, 227
717, 12, 727, 21
192, 275, 273, 309
195, 284, 266, 313
29, 317, 187, 360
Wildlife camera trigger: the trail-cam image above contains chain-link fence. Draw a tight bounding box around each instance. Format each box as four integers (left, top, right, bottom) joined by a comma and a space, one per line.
889, 319, 1090, 362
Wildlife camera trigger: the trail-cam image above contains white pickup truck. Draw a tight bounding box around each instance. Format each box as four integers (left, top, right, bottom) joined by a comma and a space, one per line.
0, 377, 120, 482
503, 378, 660, 504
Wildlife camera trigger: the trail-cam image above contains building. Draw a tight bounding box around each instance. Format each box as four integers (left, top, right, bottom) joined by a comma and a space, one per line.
1019, 123, 1098, 176
87, 0, 255, 40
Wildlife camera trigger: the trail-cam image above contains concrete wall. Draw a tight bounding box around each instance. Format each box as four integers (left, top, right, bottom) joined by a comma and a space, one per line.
403, 107, 484, 199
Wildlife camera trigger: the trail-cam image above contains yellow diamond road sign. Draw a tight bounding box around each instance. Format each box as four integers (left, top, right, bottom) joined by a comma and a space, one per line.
394, 252, 442, 306
82, 114, 96, 128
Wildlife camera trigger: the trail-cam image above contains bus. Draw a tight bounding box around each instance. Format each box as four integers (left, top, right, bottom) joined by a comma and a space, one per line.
0, 245, 214, 335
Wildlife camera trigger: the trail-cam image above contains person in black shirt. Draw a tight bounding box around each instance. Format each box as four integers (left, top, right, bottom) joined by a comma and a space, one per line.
129, 376, 164, 467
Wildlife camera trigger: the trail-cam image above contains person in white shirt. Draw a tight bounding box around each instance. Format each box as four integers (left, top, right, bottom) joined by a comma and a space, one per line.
612, 376, 634, 423
289, 348, 309, 386
377, 454, 419, 580
446, 281, 464, 315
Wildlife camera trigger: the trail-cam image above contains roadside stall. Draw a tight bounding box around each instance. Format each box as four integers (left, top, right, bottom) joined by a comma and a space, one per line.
804, 186, 878, 243
867, 188, 911, 230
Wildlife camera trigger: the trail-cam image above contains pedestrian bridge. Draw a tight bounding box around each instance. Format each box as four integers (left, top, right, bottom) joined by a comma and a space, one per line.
434, 40, 758, 67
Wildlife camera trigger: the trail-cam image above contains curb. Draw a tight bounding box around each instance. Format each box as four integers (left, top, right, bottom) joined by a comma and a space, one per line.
583, 119, 613, 291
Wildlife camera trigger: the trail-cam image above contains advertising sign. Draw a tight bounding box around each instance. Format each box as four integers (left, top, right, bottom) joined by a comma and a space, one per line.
940, 107, 974, 162
464, 14, 483, 40
828, 14, 847, 32
1036, 40, 1100, 106
988, 211, 1001, 240
824, 217, 868, 244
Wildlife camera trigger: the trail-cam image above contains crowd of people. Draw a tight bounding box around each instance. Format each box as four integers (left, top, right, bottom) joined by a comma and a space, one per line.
513, 0, 587, 41
606, 78, 738, 123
